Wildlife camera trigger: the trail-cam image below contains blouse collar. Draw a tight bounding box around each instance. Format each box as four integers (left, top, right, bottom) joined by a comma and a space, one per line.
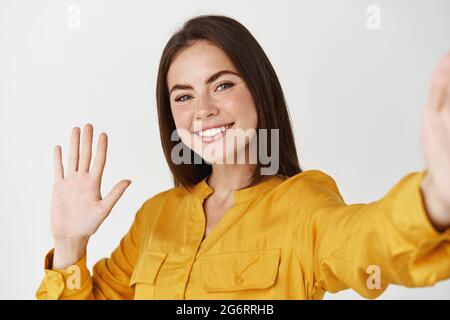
191, 174, 284, 204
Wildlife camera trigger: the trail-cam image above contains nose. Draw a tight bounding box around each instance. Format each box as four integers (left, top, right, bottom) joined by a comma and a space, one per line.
194, 96, 218, 120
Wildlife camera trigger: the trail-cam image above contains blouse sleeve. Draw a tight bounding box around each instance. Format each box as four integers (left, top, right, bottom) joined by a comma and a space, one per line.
35, 203, 146, 300
299, 170, 450, 299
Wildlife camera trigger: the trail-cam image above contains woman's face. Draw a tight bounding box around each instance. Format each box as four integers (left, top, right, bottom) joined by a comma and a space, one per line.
167, 40, 258, 164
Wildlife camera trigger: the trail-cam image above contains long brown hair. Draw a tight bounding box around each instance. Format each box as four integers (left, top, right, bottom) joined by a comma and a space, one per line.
156, 14, 301, 188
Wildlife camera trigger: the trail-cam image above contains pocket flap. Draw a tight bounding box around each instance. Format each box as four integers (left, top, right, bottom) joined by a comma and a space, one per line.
130, 251, 167, 286
202, 249, 281, 292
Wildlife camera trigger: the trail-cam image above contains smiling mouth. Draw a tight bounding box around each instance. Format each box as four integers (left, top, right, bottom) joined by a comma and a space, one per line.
194, 122, 235, 142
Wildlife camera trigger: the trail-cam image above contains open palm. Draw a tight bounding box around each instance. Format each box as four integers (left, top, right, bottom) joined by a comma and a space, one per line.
51, 124, 132, 242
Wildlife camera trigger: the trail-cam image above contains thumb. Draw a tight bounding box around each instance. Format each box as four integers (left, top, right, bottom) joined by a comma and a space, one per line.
102, 179, 132, 213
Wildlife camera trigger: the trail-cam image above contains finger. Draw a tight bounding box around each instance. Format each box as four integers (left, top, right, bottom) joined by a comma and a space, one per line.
54, 145, 64, 180
428, 53, 450, 112
79, 123, 93, 172
91, 132, 108, 180
68, 127, 80, 173
102, 180, 132, 213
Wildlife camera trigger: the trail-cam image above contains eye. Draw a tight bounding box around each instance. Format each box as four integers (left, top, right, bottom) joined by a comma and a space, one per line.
174, 95, 192, 102
216, 82, 234, 92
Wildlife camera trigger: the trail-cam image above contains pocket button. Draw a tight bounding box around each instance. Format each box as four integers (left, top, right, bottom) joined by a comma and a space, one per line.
235, 275, 244, 286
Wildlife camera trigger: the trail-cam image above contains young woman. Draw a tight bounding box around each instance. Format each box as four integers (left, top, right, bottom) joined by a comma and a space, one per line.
36, 15, 450, 300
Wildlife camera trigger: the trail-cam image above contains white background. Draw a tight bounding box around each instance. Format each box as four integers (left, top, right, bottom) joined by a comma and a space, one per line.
1, 0, 449, 299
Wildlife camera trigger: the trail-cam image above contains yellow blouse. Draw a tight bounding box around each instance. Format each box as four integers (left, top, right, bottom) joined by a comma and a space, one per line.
36, 170, 450, 300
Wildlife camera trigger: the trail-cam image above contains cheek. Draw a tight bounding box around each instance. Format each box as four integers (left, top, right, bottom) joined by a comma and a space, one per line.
171, 108, 191, 130
171, 108, 196, 149
221, 88, 257, 126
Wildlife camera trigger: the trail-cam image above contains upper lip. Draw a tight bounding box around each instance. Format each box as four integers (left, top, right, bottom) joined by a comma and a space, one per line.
193, 122, 234, 133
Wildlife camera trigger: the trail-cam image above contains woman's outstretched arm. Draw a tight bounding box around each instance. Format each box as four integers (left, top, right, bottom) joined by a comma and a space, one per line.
296, 54, 450, 299
295, 170, 450, 299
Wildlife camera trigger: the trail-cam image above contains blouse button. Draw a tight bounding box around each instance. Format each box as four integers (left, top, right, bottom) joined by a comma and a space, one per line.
235, 275, 244, 286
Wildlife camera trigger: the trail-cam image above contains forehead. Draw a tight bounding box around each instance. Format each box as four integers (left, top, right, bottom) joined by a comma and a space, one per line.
167, 40, 237, 86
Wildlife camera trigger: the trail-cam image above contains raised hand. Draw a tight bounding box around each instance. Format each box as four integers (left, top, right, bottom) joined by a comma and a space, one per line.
420, 53, 450, 231
51, 124, 132, 268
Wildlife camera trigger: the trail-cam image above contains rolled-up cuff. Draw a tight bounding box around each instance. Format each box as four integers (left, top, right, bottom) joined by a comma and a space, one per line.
36, 248, 91, 300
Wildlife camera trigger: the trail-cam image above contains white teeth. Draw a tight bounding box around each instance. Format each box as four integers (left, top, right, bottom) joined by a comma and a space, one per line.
197, 123, 232, 138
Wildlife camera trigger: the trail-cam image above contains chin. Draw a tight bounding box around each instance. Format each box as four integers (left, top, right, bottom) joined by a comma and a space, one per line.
200, 144, 249, 165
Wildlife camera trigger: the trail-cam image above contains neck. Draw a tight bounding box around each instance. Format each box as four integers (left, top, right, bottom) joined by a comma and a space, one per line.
208, 163, 256, 195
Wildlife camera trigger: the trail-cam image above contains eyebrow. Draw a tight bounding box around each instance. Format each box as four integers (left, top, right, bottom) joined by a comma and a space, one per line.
169, 70, 241, 96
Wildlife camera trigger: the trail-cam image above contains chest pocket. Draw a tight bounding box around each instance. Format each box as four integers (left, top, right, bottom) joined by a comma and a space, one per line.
201, 249, 281, 293
129, 251, 166, 300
